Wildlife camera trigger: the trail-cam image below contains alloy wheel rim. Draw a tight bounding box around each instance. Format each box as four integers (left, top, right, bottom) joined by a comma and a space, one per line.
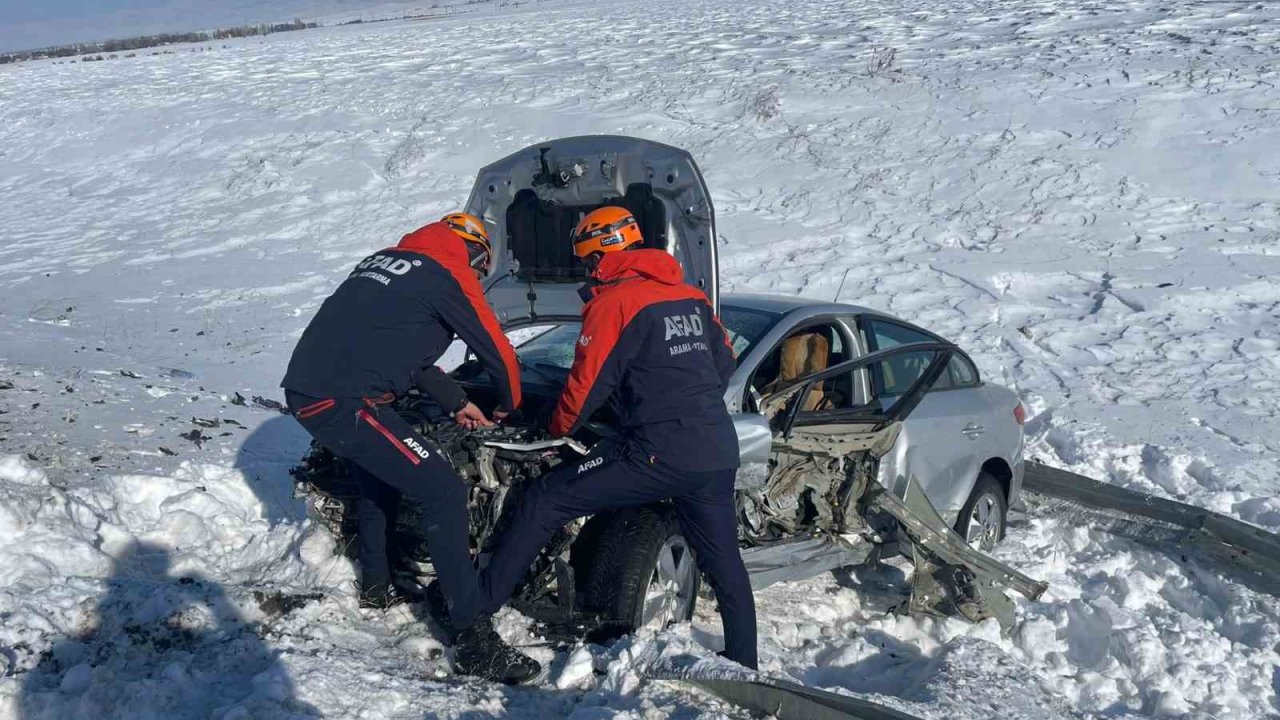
639, 535, 697, 631
965, 493, 1003, 551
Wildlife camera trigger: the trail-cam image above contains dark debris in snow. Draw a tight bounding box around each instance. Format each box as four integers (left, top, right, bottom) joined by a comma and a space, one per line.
179, 429, 211, 448
253, 591, 325, 619
251, 395, 288, 414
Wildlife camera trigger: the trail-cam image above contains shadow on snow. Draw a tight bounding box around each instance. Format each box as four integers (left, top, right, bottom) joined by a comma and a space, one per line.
18, 540, 319, 720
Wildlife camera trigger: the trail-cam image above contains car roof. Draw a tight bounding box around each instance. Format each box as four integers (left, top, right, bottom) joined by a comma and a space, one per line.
722, 292, 965, 356
721, 292, 885, 319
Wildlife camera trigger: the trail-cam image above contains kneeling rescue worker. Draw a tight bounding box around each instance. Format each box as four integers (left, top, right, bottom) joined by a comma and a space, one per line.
280, 213, 540, 684
479, 207, 759, 669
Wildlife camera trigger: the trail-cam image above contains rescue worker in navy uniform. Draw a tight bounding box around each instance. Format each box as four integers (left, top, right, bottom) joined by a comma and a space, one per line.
479, 207, 759, 669
280, 213, 539, 684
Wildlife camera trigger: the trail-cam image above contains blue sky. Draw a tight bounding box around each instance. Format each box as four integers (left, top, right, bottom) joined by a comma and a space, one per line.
0, 0, 420, 52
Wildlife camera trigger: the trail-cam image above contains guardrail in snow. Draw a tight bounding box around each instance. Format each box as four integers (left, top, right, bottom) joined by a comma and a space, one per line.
1023, 461, 1280, 596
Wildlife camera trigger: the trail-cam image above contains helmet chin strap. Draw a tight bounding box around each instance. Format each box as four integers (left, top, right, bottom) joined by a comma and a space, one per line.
466, 243, 491, 273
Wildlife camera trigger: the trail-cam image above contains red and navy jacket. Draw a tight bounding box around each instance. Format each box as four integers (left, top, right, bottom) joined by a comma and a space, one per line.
550, 249, 739, 472
281, 222, 521, 411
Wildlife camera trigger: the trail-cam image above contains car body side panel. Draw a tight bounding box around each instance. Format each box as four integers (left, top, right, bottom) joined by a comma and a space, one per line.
886, 389, 985, 516
880, 383, 1025, 520
976, 382, 1026, 505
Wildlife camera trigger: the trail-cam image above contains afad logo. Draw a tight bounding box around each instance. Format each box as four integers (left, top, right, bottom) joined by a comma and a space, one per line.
401, 436, 431, 460
578, 456, 604, 474
663, 310, 704, 341
357, 254, 422, 276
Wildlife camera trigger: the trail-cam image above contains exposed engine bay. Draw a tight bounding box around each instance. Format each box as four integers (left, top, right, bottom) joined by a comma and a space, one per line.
293, 394, 1046, 631
292, 401, 582, 609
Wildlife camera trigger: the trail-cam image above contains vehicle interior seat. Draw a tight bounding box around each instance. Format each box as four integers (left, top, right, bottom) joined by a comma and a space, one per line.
760, 331, 831, 411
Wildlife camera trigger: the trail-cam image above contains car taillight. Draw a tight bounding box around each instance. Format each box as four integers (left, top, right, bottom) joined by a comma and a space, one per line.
1013, 403, 1026, 426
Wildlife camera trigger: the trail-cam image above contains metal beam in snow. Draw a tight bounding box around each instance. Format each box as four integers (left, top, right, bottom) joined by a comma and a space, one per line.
1023, 461, 1280, 597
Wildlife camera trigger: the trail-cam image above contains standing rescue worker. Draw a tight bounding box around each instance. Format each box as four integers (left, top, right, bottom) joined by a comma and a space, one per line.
478, 207, 759, 669
281, 213, 539, 684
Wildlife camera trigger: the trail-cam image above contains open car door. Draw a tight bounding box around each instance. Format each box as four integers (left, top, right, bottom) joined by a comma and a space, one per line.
760, 341, 957, 449
464, 136, 719, 328
756, 341, 1047, 626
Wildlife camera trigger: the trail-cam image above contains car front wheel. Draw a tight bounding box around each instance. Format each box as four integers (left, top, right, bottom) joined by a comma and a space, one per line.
955, 472, 1007, 551
582, 506, 700, 637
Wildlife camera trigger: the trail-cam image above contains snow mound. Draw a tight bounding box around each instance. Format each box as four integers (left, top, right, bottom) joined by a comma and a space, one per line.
0, 454, 349, 719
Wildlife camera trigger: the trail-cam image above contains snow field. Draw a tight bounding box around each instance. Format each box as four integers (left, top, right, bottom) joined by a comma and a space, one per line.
2, 0, 1279, 716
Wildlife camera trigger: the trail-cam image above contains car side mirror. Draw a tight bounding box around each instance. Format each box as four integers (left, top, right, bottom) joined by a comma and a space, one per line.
746, 386, 765, 415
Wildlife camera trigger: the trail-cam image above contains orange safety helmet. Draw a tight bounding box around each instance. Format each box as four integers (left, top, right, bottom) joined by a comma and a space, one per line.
441, 212, 492, 270
571, 207, 643, 259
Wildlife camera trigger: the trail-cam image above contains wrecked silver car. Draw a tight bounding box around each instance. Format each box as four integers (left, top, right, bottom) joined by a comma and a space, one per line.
292, 136, 1046, 639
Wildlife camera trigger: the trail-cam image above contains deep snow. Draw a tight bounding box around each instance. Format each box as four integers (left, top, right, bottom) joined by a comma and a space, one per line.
1, 0, 1278, 717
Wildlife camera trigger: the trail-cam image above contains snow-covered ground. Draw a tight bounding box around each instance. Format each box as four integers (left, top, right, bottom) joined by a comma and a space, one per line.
2, 0, 1278, 717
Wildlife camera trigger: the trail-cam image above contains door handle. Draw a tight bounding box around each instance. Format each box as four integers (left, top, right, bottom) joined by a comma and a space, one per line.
961, 423, 985, 439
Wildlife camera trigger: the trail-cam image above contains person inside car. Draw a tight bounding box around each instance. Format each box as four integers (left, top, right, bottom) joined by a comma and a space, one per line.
478, 206, 758, 670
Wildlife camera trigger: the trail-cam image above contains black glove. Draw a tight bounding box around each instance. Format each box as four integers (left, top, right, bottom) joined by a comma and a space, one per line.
494, 407, 524, 425
413, 366, 468, 413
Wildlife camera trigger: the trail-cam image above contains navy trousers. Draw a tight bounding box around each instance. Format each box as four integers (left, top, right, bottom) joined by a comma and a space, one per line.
285, 390, 483, 630
480, 444, 758, 669
348, 462, 402, 593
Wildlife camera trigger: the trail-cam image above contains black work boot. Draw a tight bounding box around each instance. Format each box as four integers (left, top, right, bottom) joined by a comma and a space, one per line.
452, 614, 541, 685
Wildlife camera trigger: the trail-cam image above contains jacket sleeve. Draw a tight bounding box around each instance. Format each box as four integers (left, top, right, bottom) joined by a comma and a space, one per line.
549, 300, 640, 437
434, 275, 522, 411
709, 311, 738, 386
412, 365, 468, 413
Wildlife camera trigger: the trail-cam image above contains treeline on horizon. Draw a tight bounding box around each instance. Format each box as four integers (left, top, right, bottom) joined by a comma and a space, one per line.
0, 19, 318, 65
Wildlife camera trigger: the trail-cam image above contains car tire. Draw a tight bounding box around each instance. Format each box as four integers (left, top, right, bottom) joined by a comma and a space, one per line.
568, 511, 614, 607
955, 472, 1007, 551
582, 506, 700, 639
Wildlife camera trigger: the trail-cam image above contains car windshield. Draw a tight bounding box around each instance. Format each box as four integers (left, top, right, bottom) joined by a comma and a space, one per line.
514, 324, 580, 372
720, 304, 781, 359
509, 304, 781, 374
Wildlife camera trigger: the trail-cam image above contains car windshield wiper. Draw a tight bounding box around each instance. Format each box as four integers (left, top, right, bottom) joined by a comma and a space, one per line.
518, 359, 567, 382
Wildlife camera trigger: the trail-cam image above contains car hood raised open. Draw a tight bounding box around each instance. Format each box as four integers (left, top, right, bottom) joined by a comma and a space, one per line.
464, 135, 719, 328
